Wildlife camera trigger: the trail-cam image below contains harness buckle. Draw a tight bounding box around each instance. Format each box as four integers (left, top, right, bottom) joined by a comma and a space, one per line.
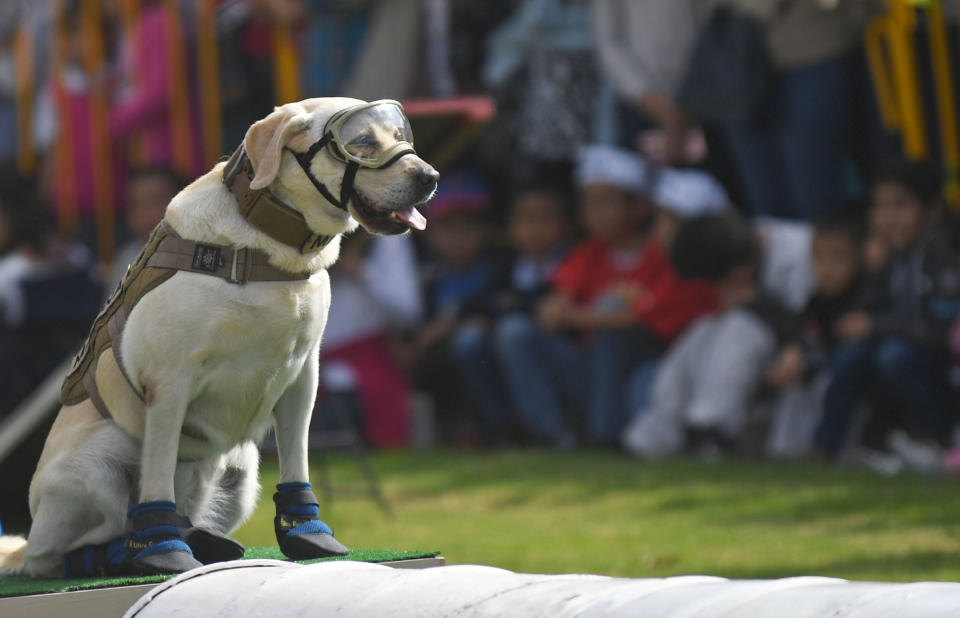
227, 248, 247, 284
222, 147, 247, 188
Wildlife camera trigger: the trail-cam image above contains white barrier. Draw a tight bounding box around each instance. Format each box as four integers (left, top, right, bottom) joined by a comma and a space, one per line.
124, 559, 960, 617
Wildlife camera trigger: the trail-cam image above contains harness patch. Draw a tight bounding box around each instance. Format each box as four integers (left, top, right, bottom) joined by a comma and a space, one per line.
192, 244, 224, 272
302, 234, 334, 253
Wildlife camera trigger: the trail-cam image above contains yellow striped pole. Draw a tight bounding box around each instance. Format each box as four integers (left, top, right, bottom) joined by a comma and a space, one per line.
51, 0, 78, 236
272, 25, 301, 104
864, 17, 900, 130
165, 0, 194, 176
12, 25, 36, 176
925, 1, 960, 203
886, 0, 927, 160
81, 0, 115, 266
121, 0, 147, 166
196, 0, 222, 166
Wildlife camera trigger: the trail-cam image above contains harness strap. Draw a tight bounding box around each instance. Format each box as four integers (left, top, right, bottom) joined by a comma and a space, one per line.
289, 135, 351, 212
223, 147, 336, 254
150, 221, 311, 284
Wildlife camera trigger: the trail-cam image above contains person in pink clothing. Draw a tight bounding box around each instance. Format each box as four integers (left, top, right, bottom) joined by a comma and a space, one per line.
318, 233, 424, 449
110, 0, 204, 178
44, 1, 202, 255
43, 4, 126, 248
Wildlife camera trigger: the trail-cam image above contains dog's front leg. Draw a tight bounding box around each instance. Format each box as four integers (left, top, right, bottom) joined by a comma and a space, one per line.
271, 345, 349, 559
140, 386, 192, 503
62, 382, 203, 576
123, 385, 204, 573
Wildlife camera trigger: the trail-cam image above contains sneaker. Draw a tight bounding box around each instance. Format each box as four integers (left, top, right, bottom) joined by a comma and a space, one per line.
844, 446, 904, 476
887, 430, 945, 475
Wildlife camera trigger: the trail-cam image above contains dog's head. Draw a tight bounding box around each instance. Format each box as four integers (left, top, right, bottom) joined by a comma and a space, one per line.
242, 97, 438, 236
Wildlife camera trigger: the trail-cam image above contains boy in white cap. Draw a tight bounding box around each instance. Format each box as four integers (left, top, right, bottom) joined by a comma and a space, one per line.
650, 167, 731, 246
495, 146, 718, 448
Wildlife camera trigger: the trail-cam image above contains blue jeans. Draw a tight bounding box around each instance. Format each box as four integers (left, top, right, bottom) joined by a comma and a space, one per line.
493, 314, 658, 445
726, 54, 857, 220
814, 338, 955, 457
494, 314, 585, 444
624, 360, 659, 421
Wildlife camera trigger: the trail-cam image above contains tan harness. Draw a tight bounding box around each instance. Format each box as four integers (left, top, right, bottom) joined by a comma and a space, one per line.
62, 150, 334, 418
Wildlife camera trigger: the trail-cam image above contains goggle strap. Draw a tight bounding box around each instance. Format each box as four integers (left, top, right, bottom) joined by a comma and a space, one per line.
290, 135, 349, 212
289, 131, 414, 212
381, 148, 416, 169
341, 161, 359, 210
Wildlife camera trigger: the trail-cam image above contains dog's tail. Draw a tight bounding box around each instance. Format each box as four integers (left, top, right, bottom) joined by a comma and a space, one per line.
0, 535, 28, 574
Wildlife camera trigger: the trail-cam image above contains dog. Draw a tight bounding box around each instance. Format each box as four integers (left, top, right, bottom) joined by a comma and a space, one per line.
0, 97, 437, 578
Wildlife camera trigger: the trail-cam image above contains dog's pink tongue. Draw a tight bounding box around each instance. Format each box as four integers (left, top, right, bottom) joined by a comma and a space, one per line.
397, 206, 427, 230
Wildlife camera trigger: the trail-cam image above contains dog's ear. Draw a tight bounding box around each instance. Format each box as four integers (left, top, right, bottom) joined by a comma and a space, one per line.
244, 104, 311, 190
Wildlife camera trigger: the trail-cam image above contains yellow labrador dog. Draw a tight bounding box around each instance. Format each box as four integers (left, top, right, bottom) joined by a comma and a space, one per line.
0, 98, 436, 578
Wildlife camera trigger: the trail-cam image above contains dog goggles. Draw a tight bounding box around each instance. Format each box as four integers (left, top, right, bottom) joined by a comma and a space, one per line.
288, 100, 417, 212
324, 100, 416, 169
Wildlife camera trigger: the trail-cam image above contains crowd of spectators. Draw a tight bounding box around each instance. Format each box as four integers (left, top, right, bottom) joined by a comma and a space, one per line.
2, 0, 960, 477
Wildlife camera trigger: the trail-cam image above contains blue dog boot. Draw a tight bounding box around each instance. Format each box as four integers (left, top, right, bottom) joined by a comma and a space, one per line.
274, 482, 349, 560
63, 502, 201, 577
119, 501, 203, 575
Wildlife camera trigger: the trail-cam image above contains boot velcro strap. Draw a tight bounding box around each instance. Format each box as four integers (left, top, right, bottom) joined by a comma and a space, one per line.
132, 509, 190, 530
64, 544, 109, 577
273, 489, 320, 513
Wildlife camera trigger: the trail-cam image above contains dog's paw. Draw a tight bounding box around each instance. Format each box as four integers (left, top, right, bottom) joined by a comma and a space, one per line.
273, 482, 350, 560
120, 501, 203, 576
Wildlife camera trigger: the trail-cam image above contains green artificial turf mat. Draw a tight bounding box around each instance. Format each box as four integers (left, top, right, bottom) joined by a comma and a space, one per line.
0, 547, 439, 598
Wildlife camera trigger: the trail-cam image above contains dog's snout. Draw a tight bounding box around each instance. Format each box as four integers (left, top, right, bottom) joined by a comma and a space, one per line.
414, 166, 440, 188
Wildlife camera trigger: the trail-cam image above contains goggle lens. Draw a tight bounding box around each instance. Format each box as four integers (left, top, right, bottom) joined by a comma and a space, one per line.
334, 102, 415, 166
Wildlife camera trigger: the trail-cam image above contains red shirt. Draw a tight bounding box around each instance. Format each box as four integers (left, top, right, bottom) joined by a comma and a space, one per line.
551, 239, 719, 341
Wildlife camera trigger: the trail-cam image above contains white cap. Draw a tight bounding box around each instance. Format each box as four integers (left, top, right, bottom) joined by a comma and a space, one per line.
653, 168, 731, 218
575, 145, 649, 197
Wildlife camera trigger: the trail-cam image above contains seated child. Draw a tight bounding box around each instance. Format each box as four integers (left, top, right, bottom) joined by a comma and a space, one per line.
766, 208, 868, 458
497, 146, 718, 448
451, 181, 573, 445
319, 232, 423, 448
623, 166, 732, 413
813, 162, 960, 467
109, 165, 186, 289
623, 212, 803, 459
410, 172, 503, 445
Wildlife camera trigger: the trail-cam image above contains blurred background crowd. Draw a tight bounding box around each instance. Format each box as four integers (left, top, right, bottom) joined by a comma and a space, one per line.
3, 0, 960, 492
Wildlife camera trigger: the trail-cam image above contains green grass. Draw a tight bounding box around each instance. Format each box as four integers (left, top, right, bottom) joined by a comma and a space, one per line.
234, 450, 960, 583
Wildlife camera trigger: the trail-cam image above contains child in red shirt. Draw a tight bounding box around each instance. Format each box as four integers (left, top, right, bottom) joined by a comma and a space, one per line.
496, 146, 717, 447
548, 236, 717, 341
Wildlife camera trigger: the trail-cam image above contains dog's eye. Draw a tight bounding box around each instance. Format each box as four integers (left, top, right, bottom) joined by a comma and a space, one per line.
348, 132, 377, 147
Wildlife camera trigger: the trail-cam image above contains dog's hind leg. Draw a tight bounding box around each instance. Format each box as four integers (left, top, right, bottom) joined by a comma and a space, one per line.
271, 346, 349, 559
25, 420, 137, 578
